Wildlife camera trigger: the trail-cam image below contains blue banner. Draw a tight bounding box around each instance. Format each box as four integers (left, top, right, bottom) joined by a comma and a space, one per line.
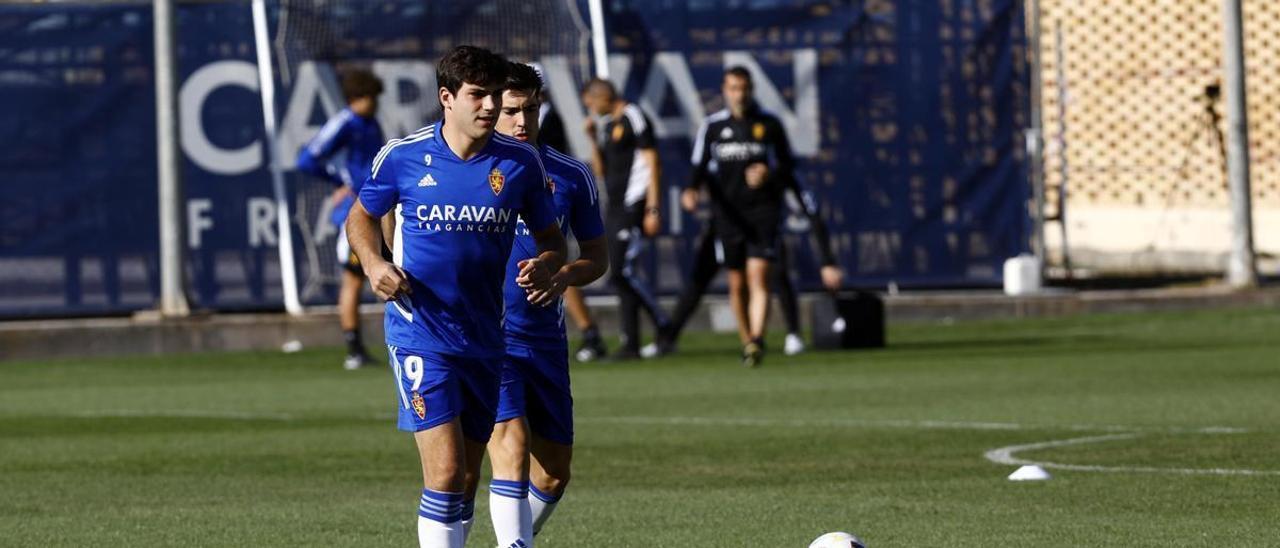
0, 1, 1030, 318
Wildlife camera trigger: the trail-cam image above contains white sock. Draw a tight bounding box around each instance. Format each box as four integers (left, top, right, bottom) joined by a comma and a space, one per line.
489, 479, 532, 548
460, 498, 476, 543
529, 484, 562, 536
417, 489, 465, 548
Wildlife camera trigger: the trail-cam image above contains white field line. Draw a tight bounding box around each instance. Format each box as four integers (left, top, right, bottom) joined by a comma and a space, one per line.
983, 433, 1280, 477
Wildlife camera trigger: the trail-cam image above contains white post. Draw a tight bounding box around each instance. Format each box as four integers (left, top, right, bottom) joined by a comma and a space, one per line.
1026, 0, 1046, 266
1221, 0, 1257, 288
154, 0, 189, 317
587, 0, 610, 79
252, 0, 304, 314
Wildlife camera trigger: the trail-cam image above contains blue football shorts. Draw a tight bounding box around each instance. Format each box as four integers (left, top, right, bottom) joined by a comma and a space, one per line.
494, 341, 574, 445
388, 345, 502, 442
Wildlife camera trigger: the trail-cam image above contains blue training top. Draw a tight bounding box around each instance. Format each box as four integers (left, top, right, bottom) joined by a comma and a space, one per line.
296, 107, 385, 227
359, 121, 558, 358
502, 144, 605, 349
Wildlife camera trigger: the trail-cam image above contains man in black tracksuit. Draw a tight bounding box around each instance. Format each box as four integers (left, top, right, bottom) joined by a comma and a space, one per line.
581, 78, 670, 359
681, 66, 841, 366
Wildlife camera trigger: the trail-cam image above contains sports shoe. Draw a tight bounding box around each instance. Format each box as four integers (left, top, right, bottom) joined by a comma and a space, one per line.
784, 333, 806, 356
640, 329, 678, 359
742, 340, 764, 368
575, 335, 608, 363
343, 353, 370, 370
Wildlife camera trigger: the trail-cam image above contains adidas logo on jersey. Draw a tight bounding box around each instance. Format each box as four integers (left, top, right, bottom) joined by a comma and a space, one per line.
418, 173, 438, 187
720, 126, 734, 139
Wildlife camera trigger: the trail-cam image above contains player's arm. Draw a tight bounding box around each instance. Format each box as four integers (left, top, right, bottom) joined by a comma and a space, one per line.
296, 115, 351, 187
348, 146, 409, 300
684, 119, 714, 212
518, 225, 568, 306
769, 119, 841, 290
347, 199, 410, 300
538, 169, 610, 302
641, 146, 661, 233
784, 182, 844, 291
636, 115, 662, 236
582, 117, 605, 178
516, 164, 569, 306
767, 118, 798, 184
557, 236, 608, 288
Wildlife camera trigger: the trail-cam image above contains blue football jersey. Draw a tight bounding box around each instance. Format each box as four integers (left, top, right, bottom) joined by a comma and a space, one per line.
295, 107, 385, 226
359, 121, 558, 358
502, 145, 605, 349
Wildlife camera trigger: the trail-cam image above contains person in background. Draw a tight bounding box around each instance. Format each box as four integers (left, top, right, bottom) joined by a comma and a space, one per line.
296, 68, 385, 370
580, 78, 671, 360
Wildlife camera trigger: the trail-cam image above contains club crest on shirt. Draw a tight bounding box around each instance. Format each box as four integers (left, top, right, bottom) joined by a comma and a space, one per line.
752, 122, 766, 140
489, 168, 505, 195
611, 124, 624, 142
411, 392, 426, 420
546, 176, 555, 194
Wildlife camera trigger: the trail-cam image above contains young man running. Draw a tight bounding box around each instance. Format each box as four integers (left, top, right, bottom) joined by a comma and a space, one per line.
346, 46, 566, 548
465, 61, 608, 546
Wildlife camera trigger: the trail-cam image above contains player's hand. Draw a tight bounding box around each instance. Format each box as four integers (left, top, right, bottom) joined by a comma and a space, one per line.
330, 185, 352, 205
680, 187, 701, 213
516, 258, 553, 293
367, 261, 412, 301
526, 270, 569, 307
583, 117, 596, 138
745, 163, 770, 189
643, 209, 661, 237
820, 265, 844, 291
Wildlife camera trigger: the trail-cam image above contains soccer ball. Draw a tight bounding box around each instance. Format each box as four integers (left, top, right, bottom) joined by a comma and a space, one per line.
809, 531, 866, 548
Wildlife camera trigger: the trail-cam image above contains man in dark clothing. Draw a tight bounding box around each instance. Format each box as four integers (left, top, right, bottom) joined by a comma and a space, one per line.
580, 78, 670, 360
681, 66, 841, 366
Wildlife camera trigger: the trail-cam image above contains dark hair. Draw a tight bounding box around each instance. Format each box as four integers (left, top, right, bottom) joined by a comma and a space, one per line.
436, 45, 509, 98
723, 66, 753, 86
504, 62, 543, 97
580, 77, 616, 99
341, 69, 384, 102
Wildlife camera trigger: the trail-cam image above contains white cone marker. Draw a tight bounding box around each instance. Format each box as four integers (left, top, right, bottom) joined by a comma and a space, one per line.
1008, 465, 1051, 481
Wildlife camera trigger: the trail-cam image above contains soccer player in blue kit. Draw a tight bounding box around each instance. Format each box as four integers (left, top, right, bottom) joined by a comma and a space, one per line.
345, 46, 566, 548
464, 63, 608, 546
295, 69, 385, 369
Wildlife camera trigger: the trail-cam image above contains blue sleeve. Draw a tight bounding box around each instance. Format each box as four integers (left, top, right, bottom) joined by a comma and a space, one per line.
519, 156, 557, 233
295, 114, 351, 186
567, 170, 604, 241
358, 147, 399, 217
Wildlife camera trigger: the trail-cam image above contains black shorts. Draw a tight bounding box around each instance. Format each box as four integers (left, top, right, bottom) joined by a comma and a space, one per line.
715, 231, 778, 269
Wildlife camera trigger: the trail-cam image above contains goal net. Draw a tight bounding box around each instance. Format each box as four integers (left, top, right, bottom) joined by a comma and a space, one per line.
259, 0, 594, 308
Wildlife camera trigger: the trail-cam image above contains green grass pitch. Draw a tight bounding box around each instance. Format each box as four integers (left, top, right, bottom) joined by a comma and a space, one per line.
2, 307, 1279, 546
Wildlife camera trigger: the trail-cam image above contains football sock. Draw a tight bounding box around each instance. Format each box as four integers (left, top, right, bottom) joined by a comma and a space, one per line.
581, 324, 600, 343
529, 484, 563, 536
489, 479, 532, 548
417, 489, 464, 548
343, 328, 364, 356
459, 498, 476, 543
